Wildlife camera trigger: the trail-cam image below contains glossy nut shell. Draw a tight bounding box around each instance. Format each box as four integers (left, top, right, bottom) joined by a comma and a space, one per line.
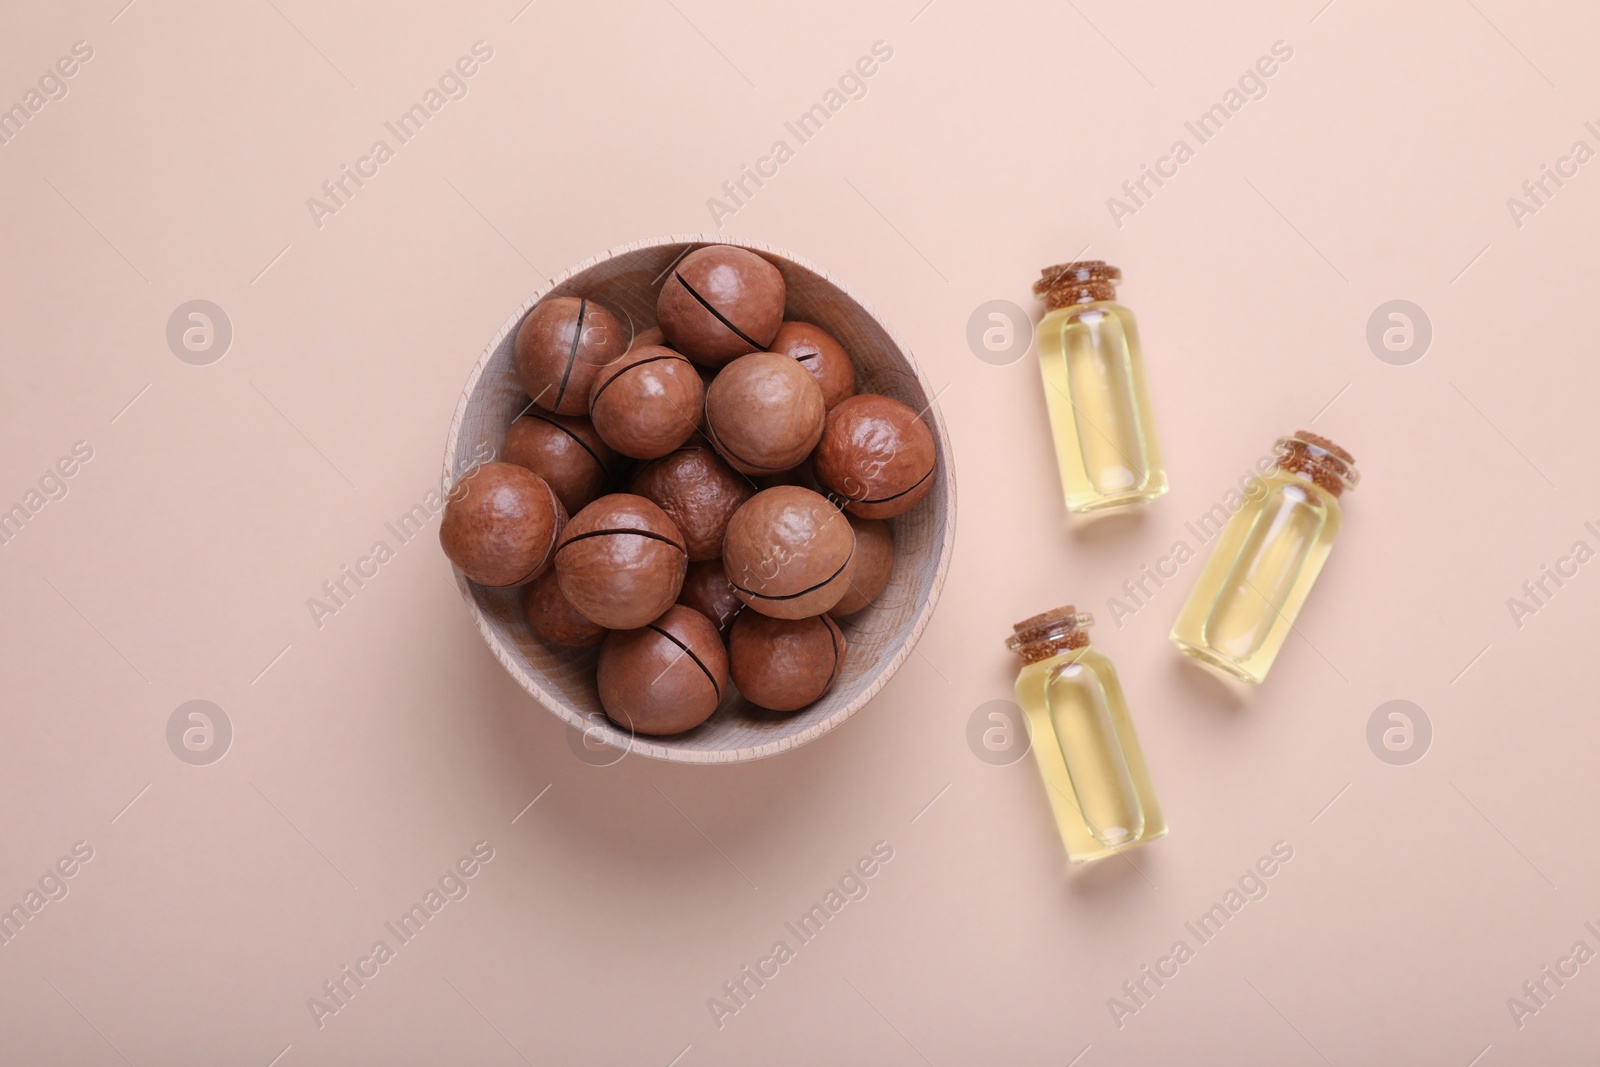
554, 494, 688, 629
704, 352, 825, 475
439, 462, 566, 588
813, 394, 937, 519
597, 604, 728, 735
513, 296, 628, 415
588, 345, 703, 460
655, 245, 785, 368
721, 486, 855, 619
728, 612, 846, 712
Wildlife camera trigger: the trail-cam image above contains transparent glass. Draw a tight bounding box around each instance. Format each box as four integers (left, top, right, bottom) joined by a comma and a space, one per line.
1170, 469, 1343, 684
1035, 301, 1167, 513
1013, 644, 1167, 864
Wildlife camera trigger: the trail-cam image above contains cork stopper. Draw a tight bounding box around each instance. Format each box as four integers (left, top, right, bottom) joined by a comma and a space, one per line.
1006, 605, 1093, 664
1033, 261, 1121, 309
1275, 431, 1358, 497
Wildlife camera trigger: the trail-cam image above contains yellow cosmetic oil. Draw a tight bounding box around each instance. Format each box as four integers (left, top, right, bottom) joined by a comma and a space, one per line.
1007, 608, 1167, 864
1170, 432, 1358, 684
1031, 261, 1167, 514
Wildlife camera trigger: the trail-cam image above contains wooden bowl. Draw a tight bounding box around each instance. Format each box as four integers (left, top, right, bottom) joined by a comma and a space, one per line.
442, 235, 956, 763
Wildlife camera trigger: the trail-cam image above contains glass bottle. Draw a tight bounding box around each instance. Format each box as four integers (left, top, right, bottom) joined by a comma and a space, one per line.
1006, 607, 1167, 864
1031, 261, 1167, 513
1170, 431, 1358, 684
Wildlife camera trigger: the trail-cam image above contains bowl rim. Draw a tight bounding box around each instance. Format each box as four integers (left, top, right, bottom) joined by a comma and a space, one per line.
441, 232, 957, 764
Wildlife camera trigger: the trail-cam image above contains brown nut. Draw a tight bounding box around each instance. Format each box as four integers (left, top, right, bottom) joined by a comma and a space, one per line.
768, 321, 858, 410
829, 515, 894, 617
588, 345, 703, 460
813, 394, 937, 519
628, 440, 754, 561
513, 296, 628, 415
554, 494, 687, 629
597, 605, 728, 735
728, 612, 846, 712
521, 569, 606, 648
676, 559, 744, 635
439, 462, 567, 588
656, 245, 785, 368
502, 411, 616, 516
722, 486, 855, 619
704, 352, 825, 475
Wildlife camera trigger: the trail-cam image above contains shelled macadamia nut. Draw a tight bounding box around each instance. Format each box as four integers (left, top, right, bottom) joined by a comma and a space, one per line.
629, 440, 754, 561
829, 515, 894, 617
554, 494, 687, 629
440, 462, 567, 588
656, 246, 785, 367
728, 612, 846, 712
813, 394, 937, 519
597, 605, 727, 735
768, 321, 857, 410
704, 352, 825, 475
503, 411, 616, 516
722, 486, 855, 619
513, 296, 628, 415
521, 569, 607, 648
588, 345, 703, 460
676, 559, 744, 635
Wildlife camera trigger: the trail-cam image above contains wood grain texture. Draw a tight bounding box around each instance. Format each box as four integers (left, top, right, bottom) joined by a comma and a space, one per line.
442, 235, 956, 763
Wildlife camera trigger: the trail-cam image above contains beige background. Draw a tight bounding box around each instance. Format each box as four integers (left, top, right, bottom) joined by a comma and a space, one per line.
2, 0, 1597, 1064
